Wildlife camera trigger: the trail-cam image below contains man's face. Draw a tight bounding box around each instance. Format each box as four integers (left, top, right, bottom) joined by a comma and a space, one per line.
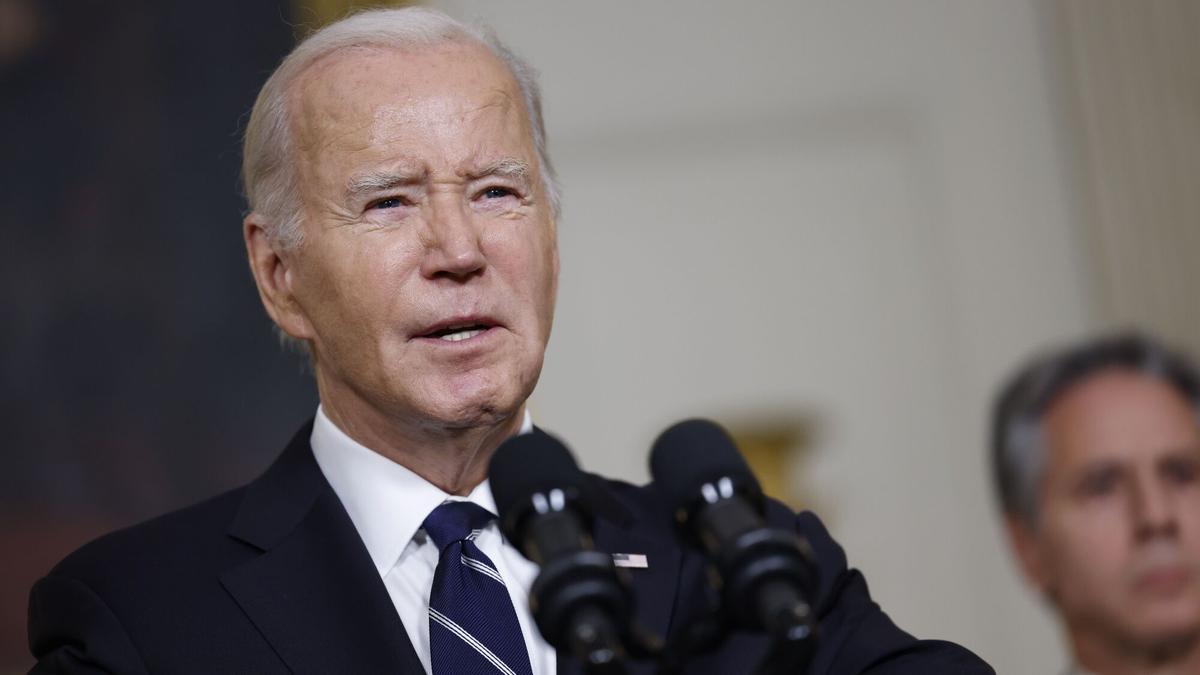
273, 42, 558, 432
1012, 369, 1200, 649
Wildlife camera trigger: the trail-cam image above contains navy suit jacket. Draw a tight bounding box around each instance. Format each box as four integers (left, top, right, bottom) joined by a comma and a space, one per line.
28, 422, 993, 673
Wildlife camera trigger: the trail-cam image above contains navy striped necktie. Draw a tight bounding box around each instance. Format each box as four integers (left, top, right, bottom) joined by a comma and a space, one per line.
423, 501, 534, 675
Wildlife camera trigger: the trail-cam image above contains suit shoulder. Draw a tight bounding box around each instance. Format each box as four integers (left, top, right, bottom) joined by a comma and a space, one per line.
48, 487, 249, 586
584, 474, 843, 553
584, 473, 677, 532
587, 474, 664, 509
581, 476, 994, 672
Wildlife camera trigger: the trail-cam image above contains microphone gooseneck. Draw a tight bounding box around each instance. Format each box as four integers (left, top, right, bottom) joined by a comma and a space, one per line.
489, 430, 632, 675
650, 419, 819, 674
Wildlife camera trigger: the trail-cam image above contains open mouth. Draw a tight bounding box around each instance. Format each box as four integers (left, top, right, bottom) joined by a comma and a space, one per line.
421, 322, 494, 343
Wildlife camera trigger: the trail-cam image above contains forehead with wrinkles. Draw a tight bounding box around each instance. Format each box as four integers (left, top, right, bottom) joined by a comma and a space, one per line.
1045, 369, 1200, 466
286, 42, 531, 181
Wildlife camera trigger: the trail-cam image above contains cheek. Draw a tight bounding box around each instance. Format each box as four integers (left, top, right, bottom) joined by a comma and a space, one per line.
298, 238, 416, 332
1042, 510, 1132, 589
1182, 497, 1200, 556
488, 223, 556, 300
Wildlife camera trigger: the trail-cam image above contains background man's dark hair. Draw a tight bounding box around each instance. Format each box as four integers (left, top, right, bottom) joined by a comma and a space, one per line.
991, 331, 1200, 525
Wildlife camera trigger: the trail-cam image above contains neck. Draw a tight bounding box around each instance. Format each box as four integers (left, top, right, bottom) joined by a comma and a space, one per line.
1071, 624, 1200, 675
318, 388, 525, 496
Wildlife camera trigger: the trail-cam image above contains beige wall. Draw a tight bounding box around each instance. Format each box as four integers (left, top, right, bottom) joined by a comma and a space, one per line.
433, 1, 1101, 671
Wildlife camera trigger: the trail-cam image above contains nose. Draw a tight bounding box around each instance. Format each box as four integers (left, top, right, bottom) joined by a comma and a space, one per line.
419, 193, 486, 280
1132, 470, 1179, 541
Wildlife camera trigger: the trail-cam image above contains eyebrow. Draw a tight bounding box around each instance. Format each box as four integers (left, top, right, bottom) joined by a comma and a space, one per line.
344, 158, 533, 201
345, 166, 426, 199
471, 158, 532, 183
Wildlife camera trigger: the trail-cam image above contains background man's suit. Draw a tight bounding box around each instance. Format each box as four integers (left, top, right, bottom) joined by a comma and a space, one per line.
28, 423, 992, 673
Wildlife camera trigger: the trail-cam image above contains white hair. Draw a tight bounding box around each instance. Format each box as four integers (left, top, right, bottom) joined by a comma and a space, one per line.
241, 7, 560, 250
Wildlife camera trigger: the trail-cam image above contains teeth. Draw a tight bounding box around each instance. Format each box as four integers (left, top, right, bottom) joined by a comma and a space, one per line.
439, 328, 484, 342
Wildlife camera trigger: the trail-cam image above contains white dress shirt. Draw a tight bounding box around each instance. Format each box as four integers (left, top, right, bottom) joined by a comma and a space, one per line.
310, 405, 557, 675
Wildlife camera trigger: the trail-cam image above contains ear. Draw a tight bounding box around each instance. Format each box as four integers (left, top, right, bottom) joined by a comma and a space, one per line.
550, 229, 560, 285
243, 213, 315, 342
1005, 514, 1050, 594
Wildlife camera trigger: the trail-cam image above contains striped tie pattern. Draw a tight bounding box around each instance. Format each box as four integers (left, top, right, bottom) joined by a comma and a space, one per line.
423, 501, 534, 675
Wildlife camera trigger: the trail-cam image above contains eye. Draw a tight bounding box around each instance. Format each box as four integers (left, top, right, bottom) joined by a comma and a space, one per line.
1077, 465, 1123, 498
371, 197, 405, 210
481, 186, 516, 200
1163, 455, 1200, 485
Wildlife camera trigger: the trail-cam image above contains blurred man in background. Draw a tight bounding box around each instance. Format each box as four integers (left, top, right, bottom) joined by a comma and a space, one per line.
994, 333, 1200, 674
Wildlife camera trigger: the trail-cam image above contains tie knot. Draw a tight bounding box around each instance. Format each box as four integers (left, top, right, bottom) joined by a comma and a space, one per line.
421, 501, 496, 550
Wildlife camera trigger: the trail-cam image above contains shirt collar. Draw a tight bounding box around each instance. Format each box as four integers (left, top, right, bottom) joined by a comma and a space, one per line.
310, 404, 534, 576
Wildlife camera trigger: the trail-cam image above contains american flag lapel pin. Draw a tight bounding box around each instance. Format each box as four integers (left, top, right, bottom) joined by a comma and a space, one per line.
611, 553, 649, 569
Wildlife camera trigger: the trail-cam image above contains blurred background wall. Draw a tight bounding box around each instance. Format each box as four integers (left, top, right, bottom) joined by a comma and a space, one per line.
2, 0, 1197, 672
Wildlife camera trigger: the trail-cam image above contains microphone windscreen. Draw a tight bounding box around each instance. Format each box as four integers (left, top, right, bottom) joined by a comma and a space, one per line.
489, 429, 585, 523
649, 418, 760, 508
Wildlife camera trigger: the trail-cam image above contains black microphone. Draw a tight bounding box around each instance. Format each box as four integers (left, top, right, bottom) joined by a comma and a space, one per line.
649, 419, 818, 652
490, 430, 633, 674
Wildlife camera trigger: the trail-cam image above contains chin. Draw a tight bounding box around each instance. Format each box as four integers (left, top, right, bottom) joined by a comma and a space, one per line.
431, 403, 513, 431
1125, 602, 1200, 648
406, 355, 543, 430
421, 384, 527, 432
1146, 604, 1200, 631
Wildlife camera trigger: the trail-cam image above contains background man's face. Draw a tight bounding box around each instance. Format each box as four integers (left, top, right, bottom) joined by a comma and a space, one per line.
1014, 369, 1200, 649
278, 42, 558, 431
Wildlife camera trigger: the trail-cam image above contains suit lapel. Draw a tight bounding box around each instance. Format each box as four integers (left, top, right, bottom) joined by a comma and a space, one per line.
220, 423, 425, 674
219, 425, 686, 674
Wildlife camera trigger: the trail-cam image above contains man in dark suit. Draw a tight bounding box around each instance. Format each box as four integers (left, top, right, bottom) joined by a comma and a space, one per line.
28, 7, 992, 673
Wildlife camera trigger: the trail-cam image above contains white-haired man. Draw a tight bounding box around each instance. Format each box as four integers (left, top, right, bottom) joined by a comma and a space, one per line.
995, 333, 1200, 674
29, 8, 991, 674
